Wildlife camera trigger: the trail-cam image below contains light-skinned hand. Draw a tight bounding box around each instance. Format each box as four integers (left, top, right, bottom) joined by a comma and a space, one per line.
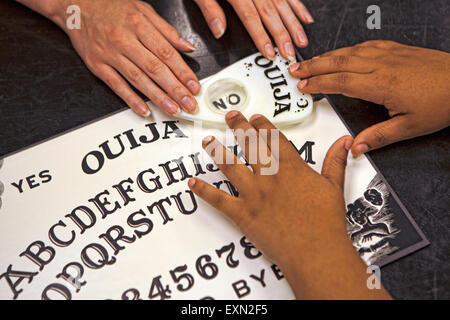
26, 0, 201, 116
194, 0, 314, 60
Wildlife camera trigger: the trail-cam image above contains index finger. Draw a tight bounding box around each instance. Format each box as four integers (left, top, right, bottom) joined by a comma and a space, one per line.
228, 0, 276, 60
289, 55, 376, 78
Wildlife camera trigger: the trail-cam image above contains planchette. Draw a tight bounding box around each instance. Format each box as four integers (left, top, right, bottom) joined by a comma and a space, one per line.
160, 50, 314, 127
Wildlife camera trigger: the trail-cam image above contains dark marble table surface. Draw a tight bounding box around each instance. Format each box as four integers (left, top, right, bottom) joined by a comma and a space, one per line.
0, 0, 449, 299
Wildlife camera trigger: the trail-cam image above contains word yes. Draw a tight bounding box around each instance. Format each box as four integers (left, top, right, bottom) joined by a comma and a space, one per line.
11, 170, 52, 194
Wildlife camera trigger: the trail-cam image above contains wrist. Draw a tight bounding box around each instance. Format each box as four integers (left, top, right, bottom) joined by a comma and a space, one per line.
278, 236, 389, 299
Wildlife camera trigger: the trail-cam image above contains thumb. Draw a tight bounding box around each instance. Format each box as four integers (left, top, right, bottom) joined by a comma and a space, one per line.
351, 116, 410, 158
194, 0, 227, 39
322, 135, 353, 189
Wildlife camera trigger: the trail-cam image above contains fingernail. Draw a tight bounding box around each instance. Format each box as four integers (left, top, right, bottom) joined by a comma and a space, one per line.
209, 18, 225, 39
162, 100, 179, 115
264, 43, 276, 60
187, 80, 200, 95
181, 95, 197, 112
296, 30, 308, 46
250, 114, 262, 122
352, 143, 369, 158
303, 11, 314, 24
142, 109, 151, 117
137, 102, 151, 117
289, 62, 300, 73
202, 135, 214, 147
226, 110, 239, 120
284, 42, 296, 60
180, 37, 196, 51
357, 143, 369, 154
344, 139, 353, 151
298, 79, 308, 89
188, 178, 196, 188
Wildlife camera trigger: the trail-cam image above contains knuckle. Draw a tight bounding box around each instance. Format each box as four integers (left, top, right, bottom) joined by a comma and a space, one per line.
107, 28, 127, 47
332, 154, 347, 169
104, 76, 119, 92
332, 55, 349, 68
372, 127, 388, 146
214, 194, 226, 208
358, 40, 376, 47
350, 46, 363, 55
144, 59, 165, 76
166, 25, 179, 39
127, 69, 143, 84
156, 45, 174, 61
303, 60, 314, 74
259, 4, 273, 18
204, 1, 218, 12
403, 119, 418, 133
138, 1, 154, 12
337, 73, 349, 92
126, 12, 145, 26
241, 8, 257, 21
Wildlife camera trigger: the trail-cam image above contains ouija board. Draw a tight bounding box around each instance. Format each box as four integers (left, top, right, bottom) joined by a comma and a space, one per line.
0, 53, 428, 300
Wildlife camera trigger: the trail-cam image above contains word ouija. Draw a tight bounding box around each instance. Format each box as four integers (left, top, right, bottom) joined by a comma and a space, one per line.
253, 55, 293, 117
81, 120, 187, 175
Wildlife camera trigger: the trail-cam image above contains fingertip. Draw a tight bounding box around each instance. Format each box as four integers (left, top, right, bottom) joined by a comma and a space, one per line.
142, 108, 152, 118
303, 12, 314, 24
289, 62, 300, 74
298, 79, 308, 89
209, 18, 226, 39
299, 6, 314, 24
343, 136, 354, 151
188, 178, 196, 189
249, 114, 263, 123
135, 101, 151, 117
202, 135, 215, 148
226, 110, 240, 121
178, 37, 196, 52
161, 100, 179, 115
351, 143, 369, 158
264, 43, 276, 60
283, 42, 296, 61
181, 95, 198, 113
295, 30, 309, 48
187, 80, 201, 95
